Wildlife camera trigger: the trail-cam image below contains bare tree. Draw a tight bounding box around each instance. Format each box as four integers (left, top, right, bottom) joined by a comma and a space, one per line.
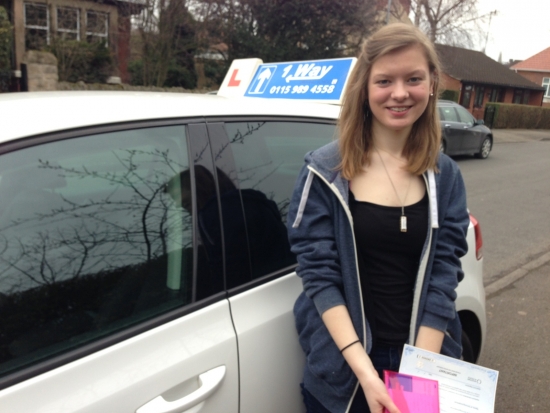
0, 148, 190, 292
189, 0, 378, 64
132, 0, 197, 86
411, 0, 484, 47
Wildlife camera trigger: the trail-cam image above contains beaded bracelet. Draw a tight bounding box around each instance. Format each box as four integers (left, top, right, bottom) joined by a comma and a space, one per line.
340, 339, 361, 353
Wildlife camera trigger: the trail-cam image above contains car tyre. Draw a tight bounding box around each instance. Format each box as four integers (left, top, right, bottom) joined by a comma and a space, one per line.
475, 137, 492, 159
461, 329, 475, 363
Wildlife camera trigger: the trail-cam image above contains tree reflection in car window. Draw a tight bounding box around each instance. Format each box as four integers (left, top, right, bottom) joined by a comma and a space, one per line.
223, 121, 336, 282
165, 165, 246, 292
165, 162, 295, 289
0, 126, 199, 378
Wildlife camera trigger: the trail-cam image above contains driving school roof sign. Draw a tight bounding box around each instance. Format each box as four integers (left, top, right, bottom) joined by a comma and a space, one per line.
218, 57, 356, 104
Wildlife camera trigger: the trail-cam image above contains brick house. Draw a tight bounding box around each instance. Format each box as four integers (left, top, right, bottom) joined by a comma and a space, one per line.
510, 47, 550, 108
1, 0, 144, 88
436, 44, 545, 119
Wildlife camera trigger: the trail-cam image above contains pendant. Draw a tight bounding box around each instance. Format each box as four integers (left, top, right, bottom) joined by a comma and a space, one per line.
400, 215, 407, 232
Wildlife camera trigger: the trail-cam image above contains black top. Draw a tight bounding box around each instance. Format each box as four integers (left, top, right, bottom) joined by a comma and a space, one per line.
350, 190, 428, 346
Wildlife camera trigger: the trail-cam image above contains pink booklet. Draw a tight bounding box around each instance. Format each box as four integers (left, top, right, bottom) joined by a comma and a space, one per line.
384, 371, 440, 413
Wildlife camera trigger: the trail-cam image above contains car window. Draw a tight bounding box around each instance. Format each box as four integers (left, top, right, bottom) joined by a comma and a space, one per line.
0, 126, 217, 379
455, 106, 475, 126
223, 121, 336, 282
439, 106, 460, 122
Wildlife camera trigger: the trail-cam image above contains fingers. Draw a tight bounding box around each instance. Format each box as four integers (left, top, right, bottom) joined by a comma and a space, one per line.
361, 377, 401, 413
382, 396, 401, 413
368, 394, 401, 413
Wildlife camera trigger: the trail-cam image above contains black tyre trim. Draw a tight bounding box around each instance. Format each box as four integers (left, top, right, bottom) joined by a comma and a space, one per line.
461, 329, 475, 363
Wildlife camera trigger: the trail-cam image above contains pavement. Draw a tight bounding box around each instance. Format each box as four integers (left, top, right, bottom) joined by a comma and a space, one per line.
484, 250, 550, 297
491, 129, 550, 143
478, 261, 550, 412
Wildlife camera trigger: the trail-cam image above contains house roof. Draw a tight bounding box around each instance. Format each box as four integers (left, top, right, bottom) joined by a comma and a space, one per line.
436, 44, 544, 90
510, 47, 550, 72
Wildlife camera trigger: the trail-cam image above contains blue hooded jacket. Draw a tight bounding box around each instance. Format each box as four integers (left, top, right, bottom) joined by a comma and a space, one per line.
287, 141, 469, 413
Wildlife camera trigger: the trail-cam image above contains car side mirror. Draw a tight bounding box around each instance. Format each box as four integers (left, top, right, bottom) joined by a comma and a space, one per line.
475, 119, 484, 126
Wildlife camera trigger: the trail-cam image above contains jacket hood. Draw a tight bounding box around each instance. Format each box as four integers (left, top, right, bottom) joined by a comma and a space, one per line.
297, 140, 440, 231
304, 141, 350, 204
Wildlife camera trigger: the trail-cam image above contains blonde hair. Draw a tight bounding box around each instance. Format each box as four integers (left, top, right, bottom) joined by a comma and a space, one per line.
338, 23, 441, 179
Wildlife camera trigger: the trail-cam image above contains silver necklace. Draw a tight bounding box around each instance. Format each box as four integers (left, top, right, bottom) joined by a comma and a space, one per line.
374, 147, 413, 232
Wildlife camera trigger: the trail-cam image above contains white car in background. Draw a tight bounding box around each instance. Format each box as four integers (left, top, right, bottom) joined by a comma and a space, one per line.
0, 91, 485, 413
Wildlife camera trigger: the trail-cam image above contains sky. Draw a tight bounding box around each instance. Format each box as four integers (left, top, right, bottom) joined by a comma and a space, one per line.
474, 0, 550, 63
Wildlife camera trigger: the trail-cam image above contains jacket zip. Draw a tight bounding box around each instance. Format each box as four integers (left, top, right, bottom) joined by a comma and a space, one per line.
408, 174, 435, 345
305, 165, 365, 413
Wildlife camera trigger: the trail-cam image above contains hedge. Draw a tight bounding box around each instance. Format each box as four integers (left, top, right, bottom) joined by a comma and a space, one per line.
485, 103, 550, 129
440, 89, 459, 102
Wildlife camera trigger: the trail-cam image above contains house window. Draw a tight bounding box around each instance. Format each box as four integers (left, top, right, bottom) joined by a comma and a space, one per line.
513, 89, 523, 104
543, 78, 550, 98
460, 84, 472, 108
522, 90, 530, 105
57, 7, 80, 40
86, 11, 108, 43
488, 88, 499, 102
24, 3, 49, 49
474, 86, 485, 108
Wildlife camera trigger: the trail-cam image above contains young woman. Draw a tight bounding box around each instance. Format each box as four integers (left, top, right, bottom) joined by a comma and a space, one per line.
287, 23, 470, 413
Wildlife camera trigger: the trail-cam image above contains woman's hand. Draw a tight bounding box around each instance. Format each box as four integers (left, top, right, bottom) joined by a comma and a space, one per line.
360, 372, 401, 413
321, 306, 401, 413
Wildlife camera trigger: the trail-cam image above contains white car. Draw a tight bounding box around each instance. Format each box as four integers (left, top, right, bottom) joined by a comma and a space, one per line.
0, 91, 485, 413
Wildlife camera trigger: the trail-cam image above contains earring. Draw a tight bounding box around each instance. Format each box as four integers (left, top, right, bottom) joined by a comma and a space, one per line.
430, 93, 434, 96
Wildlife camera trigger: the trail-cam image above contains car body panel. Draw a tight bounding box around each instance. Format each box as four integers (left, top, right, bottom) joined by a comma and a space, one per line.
454, 105, 485, 152
0, 92, 340, 143
0, 301, 239, 413
441, 119, 465, 153
229, 273, 306, 413
463, 124, 487, 153
455, 222, 486, 359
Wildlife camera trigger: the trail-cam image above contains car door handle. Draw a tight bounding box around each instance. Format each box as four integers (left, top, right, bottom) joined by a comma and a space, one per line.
136, 366, 226, 413
444, 124, 451, 128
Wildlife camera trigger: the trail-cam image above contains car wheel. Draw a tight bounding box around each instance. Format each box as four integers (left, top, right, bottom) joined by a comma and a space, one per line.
461, 329, 475, 363
475, 137, 492, 159
440, 140, 446, 154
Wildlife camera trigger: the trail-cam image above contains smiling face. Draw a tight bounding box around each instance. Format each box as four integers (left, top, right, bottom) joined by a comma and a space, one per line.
367, 44, 433, 139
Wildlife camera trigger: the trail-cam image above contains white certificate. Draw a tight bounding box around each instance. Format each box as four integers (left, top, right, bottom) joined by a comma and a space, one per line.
399, 345, 498, 413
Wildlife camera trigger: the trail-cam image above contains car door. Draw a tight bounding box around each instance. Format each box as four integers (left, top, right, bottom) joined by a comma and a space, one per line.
455, 105, 484, 153
438, 106, 465, 154
205, 119, 337, 413
0, 123, 239, 413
